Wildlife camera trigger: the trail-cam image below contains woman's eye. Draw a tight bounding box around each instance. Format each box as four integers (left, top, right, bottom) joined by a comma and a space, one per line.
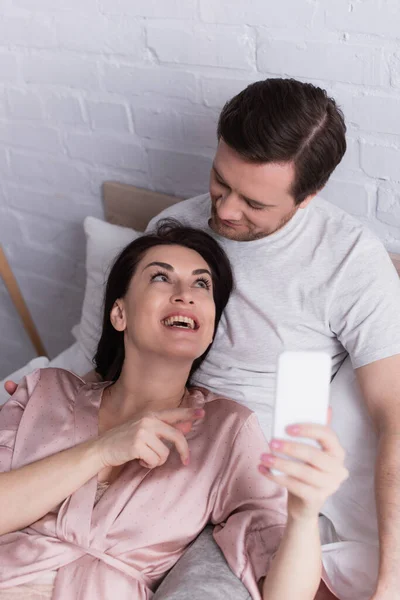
151, 273, 169, 283
195, 278, 211, 290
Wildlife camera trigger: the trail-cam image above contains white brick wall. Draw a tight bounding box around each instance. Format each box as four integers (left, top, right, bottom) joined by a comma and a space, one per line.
0, 0, 400, 378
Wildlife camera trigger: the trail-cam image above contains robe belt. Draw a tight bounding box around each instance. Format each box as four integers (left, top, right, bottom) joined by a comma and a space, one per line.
66, 541, 154, 590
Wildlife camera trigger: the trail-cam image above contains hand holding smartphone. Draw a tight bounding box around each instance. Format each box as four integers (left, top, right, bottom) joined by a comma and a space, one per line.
271, 351, 332, 474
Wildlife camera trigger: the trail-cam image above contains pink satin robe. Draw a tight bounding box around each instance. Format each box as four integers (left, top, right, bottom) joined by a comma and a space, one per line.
0, 368, 287, 600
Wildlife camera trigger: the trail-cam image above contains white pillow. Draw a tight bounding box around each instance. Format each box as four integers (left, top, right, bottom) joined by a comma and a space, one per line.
76, 217, 141, 363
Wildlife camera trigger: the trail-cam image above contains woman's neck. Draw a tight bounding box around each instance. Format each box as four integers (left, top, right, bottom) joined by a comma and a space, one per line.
103, 349, 192, 421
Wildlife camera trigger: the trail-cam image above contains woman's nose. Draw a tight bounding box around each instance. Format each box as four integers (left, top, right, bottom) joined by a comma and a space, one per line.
171, 287, 194, 305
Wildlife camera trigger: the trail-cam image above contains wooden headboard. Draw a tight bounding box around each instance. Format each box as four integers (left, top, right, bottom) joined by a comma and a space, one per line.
102, 182, 182, 232
103, 181, 400, 276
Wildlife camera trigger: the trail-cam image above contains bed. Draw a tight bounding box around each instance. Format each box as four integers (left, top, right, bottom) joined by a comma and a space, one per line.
1, 180, 400, 405
1, 183, 400, 599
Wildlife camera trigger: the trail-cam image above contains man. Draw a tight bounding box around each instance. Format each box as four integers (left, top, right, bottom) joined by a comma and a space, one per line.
146, 79, 400, 600
5, 78, 400, 599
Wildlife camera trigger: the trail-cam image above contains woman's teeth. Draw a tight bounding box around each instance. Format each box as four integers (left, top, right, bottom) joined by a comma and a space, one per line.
163, 316, 196, 329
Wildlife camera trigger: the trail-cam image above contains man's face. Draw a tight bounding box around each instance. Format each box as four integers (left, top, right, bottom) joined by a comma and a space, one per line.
209, 140, 313, 242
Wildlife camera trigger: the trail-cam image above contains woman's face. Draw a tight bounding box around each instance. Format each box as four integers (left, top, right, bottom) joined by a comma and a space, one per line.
111, 244, 216, 363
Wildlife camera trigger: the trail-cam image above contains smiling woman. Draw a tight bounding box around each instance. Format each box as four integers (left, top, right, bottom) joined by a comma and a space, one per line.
0, 220, 347, 600
94, 218, 233, 384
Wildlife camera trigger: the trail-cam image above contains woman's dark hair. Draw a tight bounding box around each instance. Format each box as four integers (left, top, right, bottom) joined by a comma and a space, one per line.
94, 219, 234, 383
218, 78, 347, 204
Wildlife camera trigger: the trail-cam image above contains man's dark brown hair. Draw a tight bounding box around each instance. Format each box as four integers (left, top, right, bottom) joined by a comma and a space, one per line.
217, 78, 347, 205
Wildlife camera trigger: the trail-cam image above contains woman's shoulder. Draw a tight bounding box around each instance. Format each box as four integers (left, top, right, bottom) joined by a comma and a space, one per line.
30, 367, 89, 397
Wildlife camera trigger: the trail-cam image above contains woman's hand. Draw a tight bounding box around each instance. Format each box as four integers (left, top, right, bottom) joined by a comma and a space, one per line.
259, 421, 348, 521
96, 407, 205, 470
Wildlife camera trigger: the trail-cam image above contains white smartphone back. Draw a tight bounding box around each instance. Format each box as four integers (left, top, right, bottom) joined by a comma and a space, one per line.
272, 351, 332, 449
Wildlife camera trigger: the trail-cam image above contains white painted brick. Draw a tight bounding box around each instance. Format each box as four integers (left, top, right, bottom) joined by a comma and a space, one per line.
181, 113, 218, 149
22, 55, 100, 90
99, 0, 197, 19
146, 23, 255, 70
8, 240, 85, 288
13, 0, 98, 12
377, 186, 400, 228
4, 184, 103, 223
0, 205, 25, 248
16, 271, 83, 317
322, 179, 370, 216
0, 341, 35, 380
18, 214, 87, 261
257, 38, 386, 86
361, 143, 400, 182
6, 89, 43, 120
0, 52, 18, 82
0, 147, 8, 174
334, 138, 360, 177
65, 133, 147, 171
200, 0, 315, 28
352, 95, 400, 135
44, 95, 86, 126
87, 101, 130, 132
29, 300, 81, 344
148, 148, 212, 197
102, 65, 197, 101
88, 167, 150, 196
326, 0, 400, 39
201, 76, 260, 108
390, 52, 400, 88
9, 151, 93, 195
133, 108, 183, 142
0, 16, 56, 48
55, 15, 144, 57
0, 122, 62, 153
0, 89, 6, 117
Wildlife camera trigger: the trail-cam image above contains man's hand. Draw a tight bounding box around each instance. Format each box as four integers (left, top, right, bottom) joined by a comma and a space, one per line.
3, 380, 17, 396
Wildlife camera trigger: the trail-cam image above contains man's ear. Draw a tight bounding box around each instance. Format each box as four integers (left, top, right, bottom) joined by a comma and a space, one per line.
110, 299, 126, 332
299, 191, 318, 209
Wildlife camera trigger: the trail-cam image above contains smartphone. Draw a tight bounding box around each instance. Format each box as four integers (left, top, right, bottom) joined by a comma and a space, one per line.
271, 351, 332, 474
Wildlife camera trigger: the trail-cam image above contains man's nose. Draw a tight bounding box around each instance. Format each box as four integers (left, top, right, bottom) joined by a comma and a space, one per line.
216, 193, 243, 221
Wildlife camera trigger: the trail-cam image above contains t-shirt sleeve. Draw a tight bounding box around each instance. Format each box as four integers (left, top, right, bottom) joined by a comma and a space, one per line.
329, 235, 400, 369
0, 370, 41, 472
211, 413, 287, 600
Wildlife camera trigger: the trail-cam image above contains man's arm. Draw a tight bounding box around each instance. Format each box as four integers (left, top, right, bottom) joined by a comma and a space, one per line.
356, 354, 400, 599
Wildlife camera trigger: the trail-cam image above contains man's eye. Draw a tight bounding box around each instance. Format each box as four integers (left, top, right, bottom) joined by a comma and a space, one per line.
216, 177, 228, 188
247, 201, 264, 211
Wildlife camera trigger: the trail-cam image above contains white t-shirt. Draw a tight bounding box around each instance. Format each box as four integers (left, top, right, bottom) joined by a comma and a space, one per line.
148, 193, 400, 434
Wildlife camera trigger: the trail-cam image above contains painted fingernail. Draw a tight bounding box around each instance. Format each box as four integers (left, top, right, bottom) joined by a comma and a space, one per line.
260, 453, 276, 465
258, 464, 270, 475
194, 409, 204, 417
286, 425, 300, 435
270, 439, 282, 450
